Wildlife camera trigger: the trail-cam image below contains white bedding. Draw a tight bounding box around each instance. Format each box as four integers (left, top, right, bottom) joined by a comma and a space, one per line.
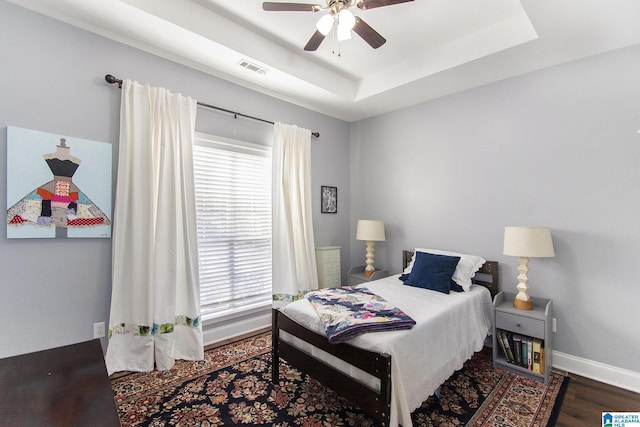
280, 274, 494, 427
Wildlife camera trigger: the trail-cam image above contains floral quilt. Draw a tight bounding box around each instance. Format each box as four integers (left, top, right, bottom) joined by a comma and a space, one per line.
305, 286, 416, 344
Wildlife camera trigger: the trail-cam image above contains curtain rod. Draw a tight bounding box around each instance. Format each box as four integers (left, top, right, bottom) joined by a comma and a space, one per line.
104, 74, 320, 138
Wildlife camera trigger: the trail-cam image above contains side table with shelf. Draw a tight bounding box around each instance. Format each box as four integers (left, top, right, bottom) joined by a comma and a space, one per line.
493, 291, 553, 384
347, 266, 389, 286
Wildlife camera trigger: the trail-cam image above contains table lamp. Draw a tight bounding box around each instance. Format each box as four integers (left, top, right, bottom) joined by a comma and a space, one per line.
356, 220, 386, 277
503, 226, 555, 310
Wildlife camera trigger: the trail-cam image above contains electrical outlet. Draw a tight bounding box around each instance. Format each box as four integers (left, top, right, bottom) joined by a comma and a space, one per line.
552, 317, 557, 333
93, 321, 106, 338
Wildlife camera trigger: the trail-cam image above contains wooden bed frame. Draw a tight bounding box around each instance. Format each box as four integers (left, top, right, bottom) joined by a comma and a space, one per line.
271, 250, 499, 427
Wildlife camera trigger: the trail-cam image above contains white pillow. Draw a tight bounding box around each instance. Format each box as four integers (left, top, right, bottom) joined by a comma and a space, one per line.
404, 248, 486, 292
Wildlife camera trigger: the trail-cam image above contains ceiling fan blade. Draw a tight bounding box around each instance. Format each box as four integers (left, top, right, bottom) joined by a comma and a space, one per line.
304, 30, 326, 51
263, 2, 321, 12
357, 0, 414, 10
353, 16, 386, 49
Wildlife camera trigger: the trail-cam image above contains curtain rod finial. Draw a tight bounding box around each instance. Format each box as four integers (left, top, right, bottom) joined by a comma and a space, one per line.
105, 74, 123, 88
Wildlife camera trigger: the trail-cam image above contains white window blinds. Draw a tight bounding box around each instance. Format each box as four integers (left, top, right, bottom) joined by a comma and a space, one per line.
193, 133, 272, 320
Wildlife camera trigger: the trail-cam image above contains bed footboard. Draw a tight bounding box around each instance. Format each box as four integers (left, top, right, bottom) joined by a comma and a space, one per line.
272, 308, 392, 427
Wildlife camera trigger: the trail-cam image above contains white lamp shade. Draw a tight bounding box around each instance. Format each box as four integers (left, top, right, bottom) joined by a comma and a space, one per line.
356, 220, 386, 241
316, 14, 334, 36
338, 9, 356, 29
336, 10, 355, 41
503, 226, 555, 257
336, 24, 352, 41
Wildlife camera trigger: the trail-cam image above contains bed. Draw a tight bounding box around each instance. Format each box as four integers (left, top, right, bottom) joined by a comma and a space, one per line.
271, 249, 499, 427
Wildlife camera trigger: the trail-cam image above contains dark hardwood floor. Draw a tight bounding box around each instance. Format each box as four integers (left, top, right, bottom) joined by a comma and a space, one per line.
554, 373, 640, 426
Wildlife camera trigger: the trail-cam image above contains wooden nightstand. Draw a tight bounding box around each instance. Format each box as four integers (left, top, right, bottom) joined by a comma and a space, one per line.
493, 291, 553, 384
347, 266, 389, 286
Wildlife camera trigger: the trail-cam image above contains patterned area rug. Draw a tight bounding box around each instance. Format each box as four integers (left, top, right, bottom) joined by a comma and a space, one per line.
111, 332, 568, 426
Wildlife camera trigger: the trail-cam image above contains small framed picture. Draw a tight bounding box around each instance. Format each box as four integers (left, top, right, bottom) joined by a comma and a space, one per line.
321, 186, 337, 214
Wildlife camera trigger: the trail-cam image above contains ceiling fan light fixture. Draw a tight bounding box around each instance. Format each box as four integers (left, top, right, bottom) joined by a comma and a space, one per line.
337, 23, 352, 41
264, 0, 410, 51
338, 8, 356, 29
316, 14, 334, 36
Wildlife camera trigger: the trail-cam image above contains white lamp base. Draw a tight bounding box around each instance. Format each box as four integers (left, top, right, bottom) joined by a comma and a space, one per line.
513, 256, 533, 310
364, 240, 375, 277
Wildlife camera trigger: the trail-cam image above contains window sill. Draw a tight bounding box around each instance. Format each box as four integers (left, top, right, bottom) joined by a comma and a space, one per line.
202, 301, 271, 326
201, 302, 272, 347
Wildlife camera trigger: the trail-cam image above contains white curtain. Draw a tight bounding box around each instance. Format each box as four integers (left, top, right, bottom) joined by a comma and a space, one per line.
105, 80, 203, 375
272, 122, 319, 307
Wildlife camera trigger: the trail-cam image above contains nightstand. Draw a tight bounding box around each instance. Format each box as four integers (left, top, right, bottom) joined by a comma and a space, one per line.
315, 246, 341, 288
347, 266, 389, 286
493, 291, 553, 384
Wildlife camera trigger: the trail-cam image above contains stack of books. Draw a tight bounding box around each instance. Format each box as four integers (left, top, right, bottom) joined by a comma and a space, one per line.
496, 330, 544, 374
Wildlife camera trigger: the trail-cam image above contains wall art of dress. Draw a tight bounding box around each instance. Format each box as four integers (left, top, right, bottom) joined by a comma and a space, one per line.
6, 126, 112, 239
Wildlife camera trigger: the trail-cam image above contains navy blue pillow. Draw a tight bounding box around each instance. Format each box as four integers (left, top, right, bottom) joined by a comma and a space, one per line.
403, 252, 461, 294
449, 280, 465, 292
399, 275, 463, 292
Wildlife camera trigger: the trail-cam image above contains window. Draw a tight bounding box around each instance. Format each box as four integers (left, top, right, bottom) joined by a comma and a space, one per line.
192, 133, 272, 321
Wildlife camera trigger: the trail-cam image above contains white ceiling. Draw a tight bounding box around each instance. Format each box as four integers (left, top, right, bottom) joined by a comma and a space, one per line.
8, 0, 640, 121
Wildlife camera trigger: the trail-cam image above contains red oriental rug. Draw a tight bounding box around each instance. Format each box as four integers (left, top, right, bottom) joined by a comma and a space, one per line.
111, 332, 568, 426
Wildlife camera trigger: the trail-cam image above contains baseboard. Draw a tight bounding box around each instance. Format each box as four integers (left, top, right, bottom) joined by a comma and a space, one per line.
202, 310, 271, 348
553, 350, 640, 393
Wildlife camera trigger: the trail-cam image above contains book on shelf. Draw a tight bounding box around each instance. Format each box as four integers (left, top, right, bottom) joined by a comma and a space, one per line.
496, 330, 508, 361
526, 337, 533, 370
499, 330, 515, 363
520, 337, 525, 369
505, 331, 516, 363
512, 334, 523, 366
532, 338, 542, 373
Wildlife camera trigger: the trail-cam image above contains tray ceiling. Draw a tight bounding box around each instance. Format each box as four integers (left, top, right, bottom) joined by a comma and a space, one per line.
8, 0, 640, 121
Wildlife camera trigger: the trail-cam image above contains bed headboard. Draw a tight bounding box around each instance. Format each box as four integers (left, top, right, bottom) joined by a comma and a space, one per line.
402, 250, 499, 298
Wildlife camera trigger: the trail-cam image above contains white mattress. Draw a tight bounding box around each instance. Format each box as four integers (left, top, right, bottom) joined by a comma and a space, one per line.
280, 274, 494, 427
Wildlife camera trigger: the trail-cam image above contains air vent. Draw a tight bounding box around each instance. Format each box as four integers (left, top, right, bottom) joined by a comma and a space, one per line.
237, 60, 268, 75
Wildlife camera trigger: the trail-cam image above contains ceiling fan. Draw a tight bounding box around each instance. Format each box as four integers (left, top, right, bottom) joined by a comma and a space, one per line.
262, 0, 414, 51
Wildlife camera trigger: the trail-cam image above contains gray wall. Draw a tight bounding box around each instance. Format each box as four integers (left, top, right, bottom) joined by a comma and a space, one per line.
350, 43, 640, 374
0, 1, 351, 358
